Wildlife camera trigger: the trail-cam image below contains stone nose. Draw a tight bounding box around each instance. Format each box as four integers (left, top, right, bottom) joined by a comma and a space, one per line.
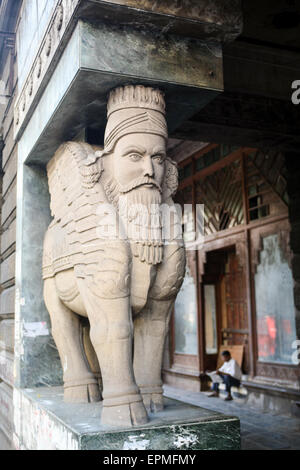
142, 155, 154, 178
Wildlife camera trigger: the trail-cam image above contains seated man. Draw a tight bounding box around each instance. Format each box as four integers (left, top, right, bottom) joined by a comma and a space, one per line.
208, 350, 242, 401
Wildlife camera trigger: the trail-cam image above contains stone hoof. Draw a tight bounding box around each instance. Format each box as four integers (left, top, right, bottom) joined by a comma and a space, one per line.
101, 399, 148, 427
64, 383, 101, 403
142, 393, 164, 413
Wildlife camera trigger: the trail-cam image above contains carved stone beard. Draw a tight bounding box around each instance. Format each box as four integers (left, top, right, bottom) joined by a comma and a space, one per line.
103, 174, 164, 265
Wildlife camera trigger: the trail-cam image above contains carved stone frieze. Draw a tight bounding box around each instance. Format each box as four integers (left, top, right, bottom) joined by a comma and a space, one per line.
14, 0, 80, 137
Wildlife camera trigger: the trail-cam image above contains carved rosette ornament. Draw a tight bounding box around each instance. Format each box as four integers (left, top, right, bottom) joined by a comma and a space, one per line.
43, 85, 186, 428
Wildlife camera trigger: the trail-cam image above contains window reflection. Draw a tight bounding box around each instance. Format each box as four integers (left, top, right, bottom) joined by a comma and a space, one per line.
255, 234, 297, 364
174, 265, 198, 355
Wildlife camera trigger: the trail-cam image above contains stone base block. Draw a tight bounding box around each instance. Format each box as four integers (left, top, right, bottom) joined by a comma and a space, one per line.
243, 380, 300, 417
14, 387, 240, 450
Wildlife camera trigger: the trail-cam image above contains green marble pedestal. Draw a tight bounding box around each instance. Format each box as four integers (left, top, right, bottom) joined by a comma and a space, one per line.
14, 387, 240, 450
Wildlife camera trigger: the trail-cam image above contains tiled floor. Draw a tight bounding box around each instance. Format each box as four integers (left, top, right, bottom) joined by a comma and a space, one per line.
163, 385, 300, 450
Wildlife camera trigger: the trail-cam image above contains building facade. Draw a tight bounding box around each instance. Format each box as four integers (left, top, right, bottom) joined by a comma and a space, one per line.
0, 0, 299, 450
164, 143, 300, 415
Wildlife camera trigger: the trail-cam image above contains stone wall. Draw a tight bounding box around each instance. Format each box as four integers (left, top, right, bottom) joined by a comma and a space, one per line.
0, 38, 18, 450
0, 1, 58, 449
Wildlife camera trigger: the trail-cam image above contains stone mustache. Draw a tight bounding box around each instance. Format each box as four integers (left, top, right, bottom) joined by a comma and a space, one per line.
43, 85, 186, 427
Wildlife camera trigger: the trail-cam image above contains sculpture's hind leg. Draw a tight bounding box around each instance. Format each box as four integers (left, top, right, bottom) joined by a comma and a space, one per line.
44, 277, 101, 403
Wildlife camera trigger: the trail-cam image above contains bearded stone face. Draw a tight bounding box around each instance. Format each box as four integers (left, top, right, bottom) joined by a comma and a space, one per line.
102, 133, 167, 265
112, 133, 166, 192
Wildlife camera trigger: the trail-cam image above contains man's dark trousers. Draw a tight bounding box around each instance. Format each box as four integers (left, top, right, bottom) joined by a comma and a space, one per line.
212, 374, 240, 393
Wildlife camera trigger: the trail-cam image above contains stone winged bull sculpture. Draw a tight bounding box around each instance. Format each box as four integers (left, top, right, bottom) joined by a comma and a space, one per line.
43, 85, 186, 427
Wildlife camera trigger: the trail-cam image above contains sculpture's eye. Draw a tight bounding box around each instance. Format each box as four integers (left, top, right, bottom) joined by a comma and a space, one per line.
152, 154, 165, 164
128, 153, 142, 162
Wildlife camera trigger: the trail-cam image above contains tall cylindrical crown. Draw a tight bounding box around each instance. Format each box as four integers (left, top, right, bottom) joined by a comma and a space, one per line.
107, 85, 166, 118
104, 85, 168, 152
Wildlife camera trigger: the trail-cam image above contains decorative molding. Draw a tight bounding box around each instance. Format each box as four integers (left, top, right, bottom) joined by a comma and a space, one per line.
198, 250, 207, 281
256, 362, 300, 383
14, 0, 80, 139
198, 171, 244, 234
197, 232, 247, 282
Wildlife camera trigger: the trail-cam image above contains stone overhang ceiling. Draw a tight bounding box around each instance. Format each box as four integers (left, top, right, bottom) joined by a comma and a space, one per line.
171, 1, 300, 151
16, 1, 245, 165
240, 0, 300, 50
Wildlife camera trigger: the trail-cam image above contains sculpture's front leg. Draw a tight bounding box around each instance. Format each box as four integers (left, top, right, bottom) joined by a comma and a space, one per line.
133, 244, 185, 413
133, 297, 175, 413
77, 243, 148, 428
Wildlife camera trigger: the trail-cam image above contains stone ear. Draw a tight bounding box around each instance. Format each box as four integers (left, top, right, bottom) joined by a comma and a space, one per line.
162, 157, 179, 200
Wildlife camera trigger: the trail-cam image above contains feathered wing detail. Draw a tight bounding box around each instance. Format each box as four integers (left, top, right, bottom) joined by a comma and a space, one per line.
46, 141, 103, 222
43, 141, 107, 282
64, 141, 104, 189
43, 141, 131, 299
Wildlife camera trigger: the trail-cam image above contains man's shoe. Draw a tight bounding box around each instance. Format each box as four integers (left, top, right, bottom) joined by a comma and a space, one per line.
207, 392, 219, 398
224, 395, 233, 401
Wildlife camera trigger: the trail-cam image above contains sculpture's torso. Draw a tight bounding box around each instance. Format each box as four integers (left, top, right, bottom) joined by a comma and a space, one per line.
44, 226, 166, 317
43, 141, 185, 316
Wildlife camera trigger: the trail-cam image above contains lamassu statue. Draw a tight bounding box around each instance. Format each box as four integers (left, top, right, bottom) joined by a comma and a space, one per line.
43, 85, 186, 427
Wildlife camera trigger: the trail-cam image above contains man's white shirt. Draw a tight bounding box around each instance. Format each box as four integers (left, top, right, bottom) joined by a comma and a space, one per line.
219, 358, 242, 380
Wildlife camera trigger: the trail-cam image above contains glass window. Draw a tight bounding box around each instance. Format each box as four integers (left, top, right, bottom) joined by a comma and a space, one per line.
204, 285, 218, 354
178, 164, 192, 181
196, 157, 205, 172
204, 151, 214, 167
174, 265, 198, 355
255, 234, 297, 364
184, 163, 192, 178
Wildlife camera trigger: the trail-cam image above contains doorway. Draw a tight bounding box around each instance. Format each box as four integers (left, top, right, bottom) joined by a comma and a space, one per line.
202, 247, 249, 374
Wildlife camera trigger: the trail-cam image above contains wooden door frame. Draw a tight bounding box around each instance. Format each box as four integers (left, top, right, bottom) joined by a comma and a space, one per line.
201, 276, 223, 372
196, 233, 249, 374
200, 241, 248, 372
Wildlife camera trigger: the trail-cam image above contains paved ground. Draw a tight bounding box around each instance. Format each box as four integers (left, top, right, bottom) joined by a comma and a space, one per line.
164, 385, 300, 450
